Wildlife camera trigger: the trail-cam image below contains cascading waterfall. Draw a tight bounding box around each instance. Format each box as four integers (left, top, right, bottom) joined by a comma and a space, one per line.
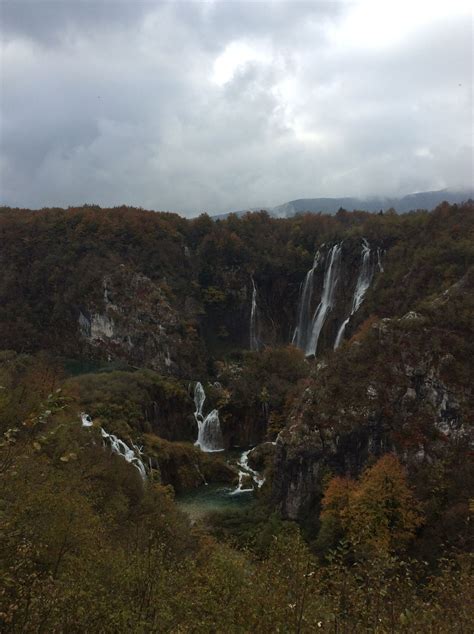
194, 381, 206, 420
292, 251, 321, 349
306, 243, 342, 357
351, 239, 372, 313
231, 447, 265, 495
333, 316, 350, 350
193, 382, 224, 452
249, 278, 260, 351
377, 247, 384, 272
80, 412, 147, 480
100, 428, 147, 480
334, 238, 375, 349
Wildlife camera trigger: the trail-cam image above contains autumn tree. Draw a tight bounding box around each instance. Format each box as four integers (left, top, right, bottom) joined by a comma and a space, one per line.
319, 455, 423, 557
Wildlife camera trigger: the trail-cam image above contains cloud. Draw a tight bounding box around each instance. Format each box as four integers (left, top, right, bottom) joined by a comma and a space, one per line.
0, 0, 472, 214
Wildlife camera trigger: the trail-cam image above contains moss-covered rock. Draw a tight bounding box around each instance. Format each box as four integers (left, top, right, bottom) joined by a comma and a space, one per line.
143, 435, 237, 493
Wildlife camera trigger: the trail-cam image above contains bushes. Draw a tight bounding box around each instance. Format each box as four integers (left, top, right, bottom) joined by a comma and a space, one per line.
0, 398, 472, 631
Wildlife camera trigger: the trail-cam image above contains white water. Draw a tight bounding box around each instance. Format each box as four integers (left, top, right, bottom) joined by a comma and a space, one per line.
334, 239, 375, 349
250, 278, 260, 351
231, 447, 265, 495
80, 413, 147, 480
195, 409, 224, 452
334, 317, 350, 350
292, 251, 320, 349
352, 239, 372, 313
306, 244, 342, 356
100, 428, 147, 480
81, 412, 93, 427
193, 381, 206, 421
193, 382, 224, 452
377, 247, 384, 272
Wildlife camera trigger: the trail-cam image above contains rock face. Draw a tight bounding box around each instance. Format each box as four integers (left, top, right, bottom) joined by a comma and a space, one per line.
221, 402, 269, 448
78, 269, 205, 377
272, 275, 473, 520
273, 412, 390, 520
200, 268, 300, 354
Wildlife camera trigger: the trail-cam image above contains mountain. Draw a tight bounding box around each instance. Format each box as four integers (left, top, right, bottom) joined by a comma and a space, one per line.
218, 188, 473, 219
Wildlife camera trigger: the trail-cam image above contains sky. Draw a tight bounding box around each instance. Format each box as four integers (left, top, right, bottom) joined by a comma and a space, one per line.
1, 0, 472, 216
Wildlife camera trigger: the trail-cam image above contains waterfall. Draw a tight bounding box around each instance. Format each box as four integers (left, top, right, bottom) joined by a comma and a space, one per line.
306, 244, 342, 357
80, 412, 147, 480
334, 317, 350, 350
249, 278, 260, 351
352, 239, 373, 313
81, 412, 93, 427
193, 382, 224, 452
194, 381, 206, 421
334, 239, 375, 349
377, 247, 384, 272
195, 410, 224, 452
231, 447, 265, 495
100, 428, 147, 480
292, 251, 320, 349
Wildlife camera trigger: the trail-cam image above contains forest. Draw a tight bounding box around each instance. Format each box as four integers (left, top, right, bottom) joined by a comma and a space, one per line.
0, 201, 473, 632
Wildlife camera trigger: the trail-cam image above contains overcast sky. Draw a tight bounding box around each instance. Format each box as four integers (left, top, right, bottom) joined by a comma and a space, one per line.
1, 0, 472, 215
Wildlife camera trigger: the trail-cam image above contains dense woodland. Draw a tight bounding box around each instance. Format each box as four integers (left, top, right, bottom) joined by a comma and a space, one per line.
0, 201, 473, 631
1, 201, 471, 356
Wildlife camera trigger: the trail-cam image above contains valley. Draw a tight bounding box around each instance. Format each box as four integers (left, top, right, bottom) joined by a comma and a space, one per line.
0, 201, 472, 631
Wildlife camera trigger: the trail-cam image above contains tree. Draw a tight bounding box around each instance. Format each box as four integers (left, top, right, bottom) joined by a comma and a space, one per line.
346, 454, 423, 555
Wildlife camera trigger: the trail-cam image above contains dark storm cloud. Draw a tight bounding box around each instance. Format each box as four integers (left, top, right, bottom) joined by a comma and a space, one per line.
0, 1, 472, 214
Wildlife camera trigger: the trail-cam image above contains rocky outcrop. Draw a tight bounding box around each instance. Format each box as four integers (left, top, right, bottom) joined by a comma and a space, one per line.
144, 435, 237, 493
273, 410, 390, 520
78, 269, 205, 377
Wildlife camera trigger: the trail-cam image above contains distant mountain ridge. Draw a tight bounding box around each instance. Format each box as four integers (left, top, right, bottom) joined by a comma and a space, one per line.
216, 188, 473, 219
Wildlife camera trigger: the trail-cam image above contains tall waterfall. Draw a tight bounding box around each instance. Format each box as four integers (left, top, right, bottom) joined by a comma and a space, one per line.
193, 382, 224, 452
80, 413, 147, 480
249, 278, 260, 351
305, 244, 342, 357
292, 252, 321, 349
334, 239, 375, 349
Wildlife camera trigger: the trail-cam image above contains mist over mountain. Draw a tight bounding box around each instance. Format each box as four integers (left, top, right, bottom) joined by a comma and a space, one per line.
218, 188, 473, 219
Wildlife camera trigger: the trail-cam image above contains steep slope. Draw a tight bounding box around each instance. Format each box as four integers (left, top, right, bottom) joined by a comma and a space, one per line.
0, 201, 472, 379
272, 270, 473, 555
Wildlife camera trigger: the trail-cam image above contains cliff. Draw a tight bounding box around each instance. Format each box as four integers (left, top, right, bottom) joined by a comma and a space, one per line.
272, 270, 473, 552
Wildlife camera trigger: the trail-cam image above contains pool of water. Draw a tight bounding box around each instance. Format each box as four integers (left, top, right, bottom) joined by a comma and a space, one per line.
177, 483, 254, 522
176, 446, 262, 522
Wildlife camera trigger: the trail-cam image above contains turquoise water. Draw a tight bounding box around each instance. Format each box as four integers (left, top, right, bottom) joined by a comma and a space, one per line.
176, 447, 259, 522
176, 484, 253, 522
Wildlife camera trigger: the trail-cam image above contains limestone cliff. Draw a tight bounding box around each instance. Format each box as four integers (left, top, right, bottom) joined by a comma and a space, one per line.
77, 268, 206, 377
